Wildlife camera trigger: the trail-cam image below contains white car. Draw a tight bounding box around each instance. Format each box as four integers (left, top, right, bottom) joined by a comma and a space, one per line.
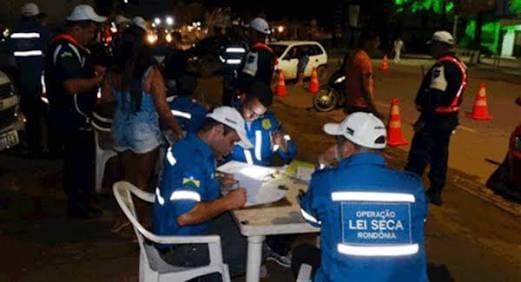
268, 41, 328, 81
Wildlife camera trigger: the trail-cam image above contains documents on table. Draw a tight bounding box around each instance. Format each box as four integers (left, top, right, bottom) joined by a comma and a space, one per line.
217, 161, 285, 207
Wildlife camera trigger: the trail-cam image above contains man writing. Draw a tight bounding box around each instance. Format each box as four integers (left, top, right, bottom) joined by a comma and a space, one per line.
153, 106, 252, 279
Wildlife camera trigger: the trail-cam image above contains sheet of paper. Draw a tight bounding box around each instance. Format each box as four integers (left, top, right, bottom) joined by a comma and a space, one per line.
218, 161, 285, 206
218, 160, 276, 180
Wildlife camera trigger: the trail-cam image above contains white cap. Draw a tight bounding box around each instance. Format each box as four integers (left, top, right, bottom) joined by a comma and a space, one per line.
131, 16, 149, 32
249, 17, 270, 35
206, 106, 253, 149
427, 31, 454, 45
21, 3, 39, 17
323, 112, 387, 149
67, 4, 106, 23
115, 15, 130, 25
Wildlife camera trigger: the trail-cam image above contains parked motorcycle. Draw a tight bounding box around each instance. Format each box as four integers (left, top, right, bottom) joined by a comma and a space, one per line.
486, 96, 521, 202
313, 68, 346, 112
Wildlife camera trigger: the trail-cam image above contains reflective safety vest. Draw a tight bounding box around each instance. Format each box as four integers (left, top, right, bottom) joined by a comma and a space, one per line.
434, 56, 467, 113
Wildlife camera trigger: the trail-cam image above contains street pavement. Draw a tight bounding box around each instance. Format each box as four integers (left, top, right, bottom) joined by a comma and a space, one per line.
1, 58, 521, 281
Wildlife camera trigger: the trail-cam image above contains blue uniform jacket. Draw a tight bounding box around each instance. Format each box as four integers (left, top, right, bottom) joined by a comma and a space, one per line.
7, 20, 50, 95
300, 152, 428, 282
227, 111, 296, 166
153, 133, 220, 244
168, 96, 207, 133
45, 34, 97, 131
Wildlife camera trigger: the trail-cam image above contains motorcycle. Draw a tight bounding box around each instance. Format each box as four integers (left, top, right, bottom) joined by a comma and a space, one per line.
486, 96, 521, 202
313, 67, 345, 112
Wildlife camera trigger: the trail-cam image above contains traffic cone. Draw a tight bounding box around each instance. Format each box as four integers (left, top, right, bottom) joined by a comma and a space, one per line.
275, 70, 287, 97
379, 55, 389, 72
466, 82, 492, 120
308, 67, 319, 94
386, 98, 409, 147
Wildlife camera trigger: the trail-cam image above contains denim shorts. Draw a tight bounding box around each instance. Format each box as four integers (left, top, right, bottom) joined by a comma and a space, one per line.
112, 113, 163, 154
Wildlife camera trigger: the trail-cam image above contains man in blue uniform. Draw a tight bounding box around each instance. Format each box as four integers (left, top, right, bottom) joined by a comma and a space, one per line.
153, 106, 252, 279
165, 74, 207, 143
227, 82, 296, 166
405, 31, 467, 206
7, 3, 50, 156
293, 112, 428, 282
44, 5, 106, 218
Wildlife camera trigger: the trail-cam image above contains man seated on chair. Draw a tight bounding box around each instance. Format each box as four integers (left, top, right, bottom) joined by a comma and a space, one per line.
225, 82, 297, 267
292, 112, 428, 282
153, 106, 252, 279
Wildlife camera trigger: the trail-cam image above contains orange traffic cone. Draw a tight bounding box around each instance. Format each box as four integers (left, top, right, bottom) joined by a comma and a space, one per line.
386, 98, 409, 147
466, 82, 492, 120
275, 70, 287, 97
379, 55, 389, 72
308, 67, 319, 94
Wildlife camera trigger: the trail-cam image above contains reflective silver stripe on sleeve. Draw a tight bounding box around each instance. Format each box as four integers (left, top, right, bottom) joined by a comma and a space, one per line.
155, 187, 165, 206
337, 243, 419, 257
171, 110, 192, 119
10, 32, 40, 39
14, 50, 43, 57
255, 130, 262, 161
226, 59, 242, 65
244, 149, 254, 165
166, 147, 177, 166
169, 190, 201, 202
226, 47, 246, 53
331, 192, 415, 203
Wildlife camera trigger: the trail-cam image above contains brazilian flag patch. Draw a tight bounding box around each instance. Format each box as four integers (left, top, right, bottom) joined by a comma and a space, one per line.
262, 118, 272, 130
182, 177, 201, 188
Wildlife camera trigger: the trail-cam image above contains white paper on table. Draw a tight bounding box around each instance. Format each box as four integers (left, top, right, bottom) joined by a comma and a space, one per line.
218, 161, 285, 206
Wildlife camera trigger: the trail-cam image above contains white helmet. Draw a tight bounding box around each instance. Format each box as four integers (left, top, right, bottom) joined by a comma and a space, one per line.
21, 3, 39, 17
249, 17, 270, 35
323, 112, 387, 149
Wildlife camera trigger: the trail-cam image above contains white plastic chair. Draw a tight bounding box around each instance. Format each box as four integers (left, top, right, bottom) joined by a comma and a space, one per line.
296, 263, 312, 282
92, 112, 117, 193
113, 181, 231, 282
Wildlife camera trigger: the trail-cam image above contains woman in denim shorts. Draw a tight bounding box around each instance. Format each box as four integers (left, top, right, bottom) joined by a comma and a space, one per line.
102, 25, 183, 231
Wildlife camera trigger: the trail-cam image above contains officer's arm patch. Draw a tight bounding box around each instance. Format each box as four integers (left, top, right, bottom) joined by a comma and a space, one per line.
261, 118, 272, 130
182, 177, 201, 189
429, 65, 447, 91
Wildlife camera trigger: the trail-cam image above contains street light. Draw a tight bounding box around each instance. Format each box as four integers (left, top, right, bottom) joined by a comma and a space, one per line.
165, 16, 174, 26
154, 17, 161, 25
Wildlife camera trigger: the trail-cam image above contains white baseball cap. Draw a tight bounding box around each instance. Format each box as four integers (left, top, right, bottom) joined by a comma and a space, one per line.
249, 17, 270, 35
67, 4, 106, 23
206, 106, 253, 149
323, 112, 387, 149
131, 16, 149, 32
21, 3, 39, 17
115, 15, 130, 25
427, 31, 454, 45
